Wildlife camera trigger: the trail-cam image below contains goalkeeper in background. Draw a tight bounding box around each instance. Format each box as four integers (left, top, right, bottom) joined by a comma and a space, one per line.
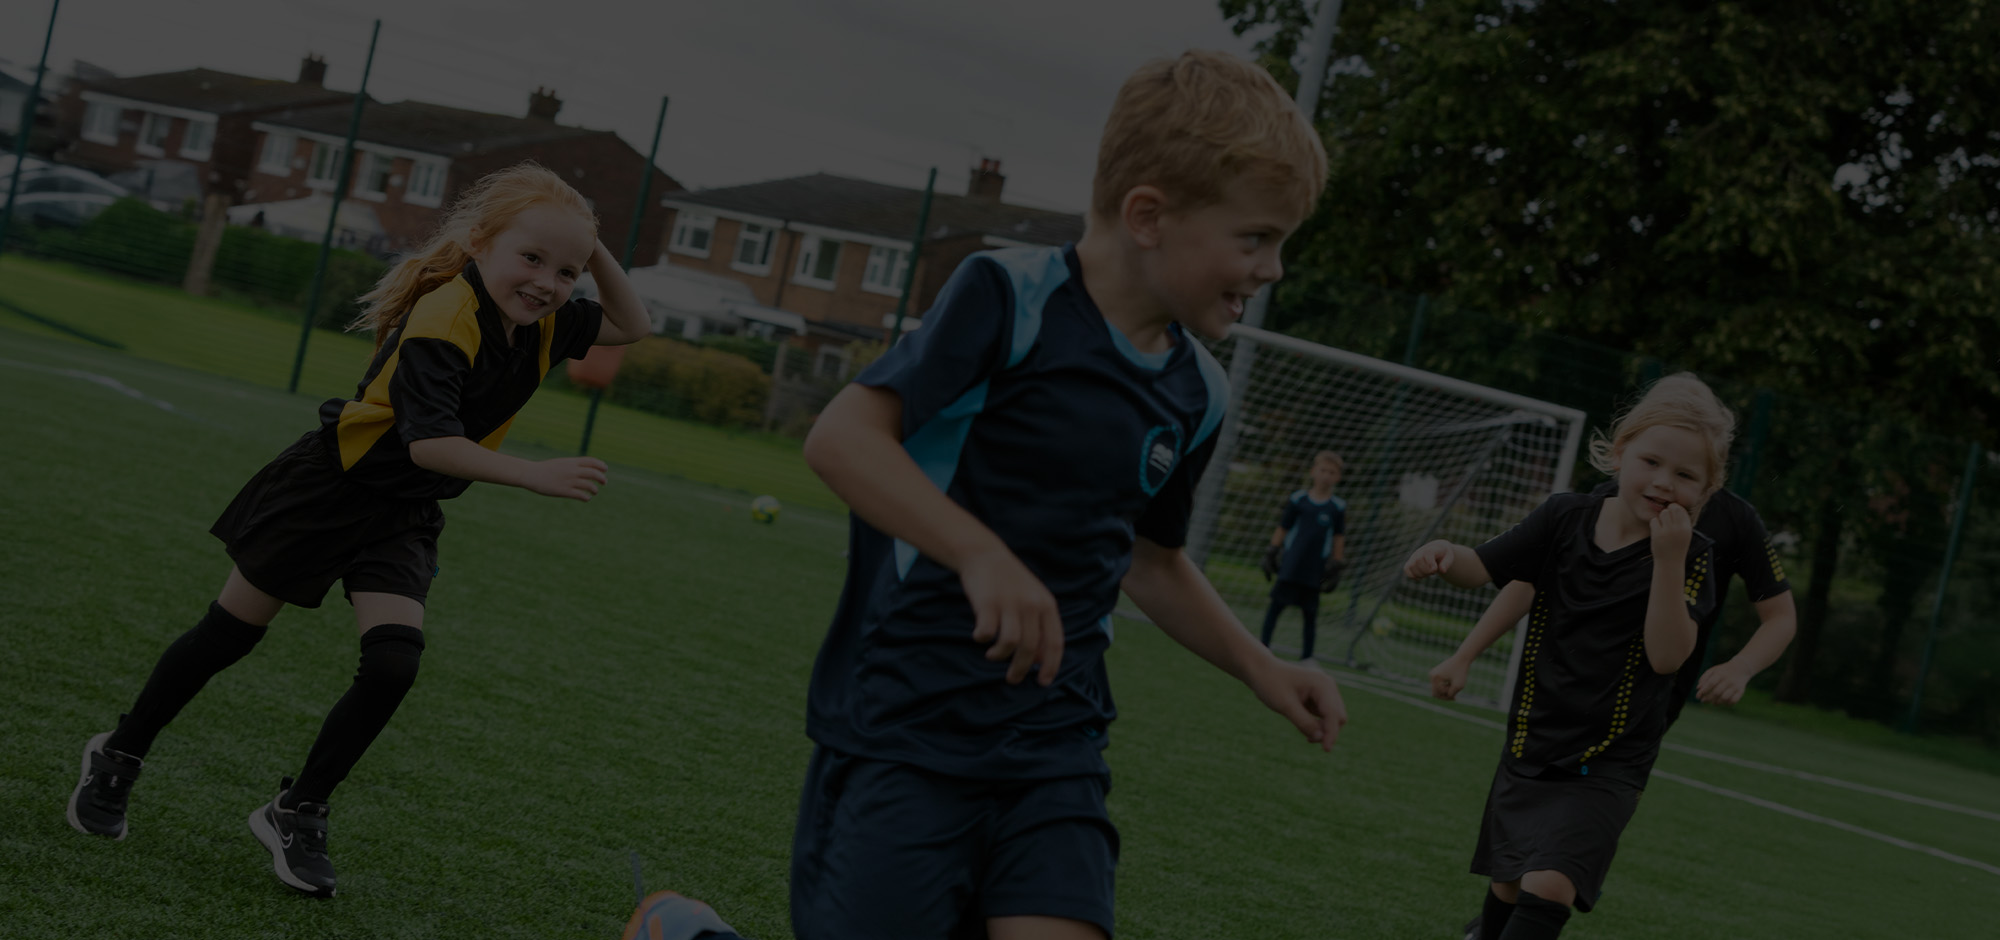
1259, 450, 1348, 661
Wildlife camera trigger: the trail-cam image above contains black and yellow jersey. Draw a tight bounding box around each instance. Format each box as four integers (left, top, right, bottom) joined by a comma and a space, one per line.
316, 261, 602, 499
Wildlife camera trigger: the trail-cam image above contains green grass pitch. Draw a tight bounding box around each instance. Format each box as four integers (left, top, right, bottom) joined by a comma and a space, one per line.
2, 270, 1995, 938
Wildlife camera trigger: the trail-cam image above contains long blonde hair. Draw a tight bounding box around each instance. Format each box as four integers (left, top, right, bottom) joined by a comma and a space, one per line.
1588, 372, 1737, 497
350, 162, 597, 350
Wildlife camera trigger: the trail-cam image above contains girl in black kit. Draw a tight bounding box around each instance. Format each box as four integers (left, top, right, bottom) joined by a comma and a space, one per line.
66, 163, 653, 897
1403, 373, 1736, 939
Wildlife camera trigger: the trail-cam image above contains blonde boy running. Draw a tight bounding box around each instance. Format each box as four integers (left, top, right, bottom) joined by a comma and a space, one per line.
791, 52, 1346, 939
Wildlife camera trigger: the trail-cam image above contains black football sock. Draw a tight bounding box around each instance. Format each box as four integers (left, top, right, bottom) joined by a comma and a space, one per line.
1496, 889, 1572, 940
1480, 887, 1516, 939
1299, 602, 1319, 659
106, 601, 269, 758
286, 624, 424, 807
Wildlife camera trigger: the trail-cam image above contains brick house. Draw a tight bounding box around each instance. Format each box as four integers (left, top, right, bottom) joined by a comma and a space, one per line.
658, 160, 1084, 376
52, 58, 354, 205
243, 87, 681, 258
53, 57, 680, 259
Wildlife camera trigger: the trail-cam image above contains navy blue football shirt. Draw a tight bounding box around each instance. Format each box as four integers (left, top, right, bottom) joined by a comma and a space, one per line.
1276, 490, 1346, 585
804, 245, 1229, 780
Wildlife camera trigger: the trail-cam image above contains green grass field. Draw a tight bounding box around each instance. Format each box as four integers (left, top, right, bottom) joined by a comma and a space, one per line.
3, 283, 1996, 938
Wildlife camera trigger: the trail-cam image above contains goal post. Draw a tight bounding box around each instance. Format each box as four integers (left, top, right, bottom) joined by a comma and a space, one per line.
1186, 325, 1586, 707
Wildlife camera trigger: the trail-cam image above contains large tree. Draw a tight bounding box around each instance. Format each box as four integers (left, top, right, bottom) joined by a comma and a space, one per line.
1223, 0, 2000, 703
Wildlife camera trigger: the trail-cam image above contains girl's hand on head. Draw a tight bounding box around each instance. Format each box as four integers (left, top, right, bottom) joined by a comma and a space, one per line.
959, 547, 1065, 686
525, 456, 609, 501
1403, 540, 1455, 580
1649, 503, 1693, 559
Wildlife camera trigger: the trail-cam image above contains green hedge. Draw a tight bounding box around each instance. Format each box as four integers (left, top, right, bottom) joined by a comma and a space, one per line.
12, 197, 386, 327
553, 336, 772, 430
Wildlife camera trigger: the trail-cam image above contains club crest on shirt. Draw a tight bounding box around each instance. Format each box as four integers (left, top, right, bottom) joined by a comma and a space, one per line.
1139, 424, 1183, 496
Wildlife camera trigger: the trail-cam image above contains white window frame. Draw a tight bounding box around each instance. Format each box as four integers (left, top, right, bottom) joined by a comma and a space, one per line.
405, 158, 446, 206
136, 112, 171, 156
731, 223, 776, 274
861, 245, 910, 296
82, 101, 121, 145
815, 345, 851, 379
307, 140, 346, 188
257, 131, 296, 174
178, 117, 215, 159
355, 151, 394, 200
793, 233, 843, 288
669, 211, 714, 258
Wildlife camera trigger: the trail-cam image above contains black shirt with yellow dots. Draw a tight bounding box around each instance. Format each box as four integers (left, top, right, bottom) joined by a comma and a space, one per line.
316, 261, 602, 501
1475, 492, 1718, 784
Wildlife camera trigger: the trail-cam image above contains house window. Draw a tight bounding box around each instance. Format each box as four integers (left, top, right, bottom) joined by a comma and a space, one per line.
358, 152, 394, 196
308, 141, 346, 186
816, 347, 850, 378
732, 223, 775, 273
137, 113, 172, 155
258, 132, 296, 174
862, 245, 910, 295
406, 159, 446, 204
670, 212, 713, 257
82, 101, 121, 144
794, 234, 842, 287
179, 118, 215, 158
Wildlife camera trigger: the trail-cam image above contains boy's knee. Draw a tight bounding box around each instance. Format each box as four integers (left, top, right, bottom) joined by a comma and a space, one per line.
1489, 880, 1521, 904
1518, 869, 1577, 907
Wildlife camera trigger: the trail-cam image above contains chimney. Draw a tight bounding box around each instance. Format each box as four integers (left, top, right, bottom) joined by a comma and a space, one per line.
527, 87, 563, 122
967, 157, 1005, 203
298, 54, 327, 87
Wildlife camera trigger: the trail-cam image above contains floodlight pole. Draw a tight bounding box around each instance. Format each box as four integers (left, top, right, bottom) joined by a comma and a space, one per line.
581, 94, 669, 457
1187, 0, 1342, 566
1901, 441, 1981, 734
888, 167, 937, 345
0, 0, 62, 259
289, 19, 380, 394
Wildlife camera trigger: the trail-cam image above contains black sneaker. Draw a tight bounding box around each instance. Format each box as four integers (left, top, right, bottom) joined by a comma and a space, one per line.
1463, 914, 1482, 940
67, 731, 143, 840
248, 777, 336, 897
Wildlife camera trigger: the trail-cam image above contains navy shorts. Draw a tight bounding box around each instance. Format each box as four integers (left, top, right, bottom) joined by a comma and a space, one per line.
210, 431, 443, 609
789, 746, 1118, 939
1470, 761, 1645, 912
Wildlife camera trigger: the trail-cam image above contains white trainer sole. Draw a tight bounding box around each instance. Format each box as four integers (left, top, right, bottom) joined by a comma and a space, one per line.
66, 731, 127, 840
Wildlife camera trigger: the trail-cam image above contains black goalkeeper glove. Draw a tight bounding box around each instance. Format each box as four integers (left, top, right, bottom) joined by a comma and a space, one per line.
1320, 560, 1347, 594
1260, 544, 1281, 581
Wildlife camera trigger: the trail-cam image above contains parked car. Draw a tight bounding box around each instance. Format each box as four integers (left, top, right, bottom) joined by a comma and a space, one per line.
10, 191, 119, 228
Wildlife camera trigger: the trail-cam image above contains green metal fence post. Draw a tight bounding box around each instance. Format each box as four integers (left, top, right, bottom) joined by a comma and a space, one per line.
288, 20, 380, 394
581, 94, 669, 457
1901, 441, 1982, 734
888, 167, 936, 345
0, 0, 62, 259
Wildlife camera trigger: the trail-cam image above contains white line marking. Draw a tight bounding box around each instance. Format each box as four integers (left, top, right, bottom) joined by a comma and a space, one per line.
0, 356, 211, 424
1326, 669, 2000, 879
1661, 743, 2000, 823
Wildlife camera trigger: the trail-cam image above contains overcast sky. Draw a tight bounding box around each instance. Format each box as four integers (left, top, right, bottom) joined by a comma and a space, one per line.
0, 0, 1276, 213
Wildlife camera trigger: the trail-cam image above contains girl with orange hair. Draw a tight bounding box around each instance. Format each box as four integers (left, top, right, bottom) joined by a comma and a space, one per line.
67, 162, 651, 898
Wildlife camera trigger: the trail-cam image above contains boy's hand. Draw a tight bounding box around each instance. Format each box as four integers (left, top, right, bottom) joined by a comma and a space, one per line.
1319, 559, 1345, 594
1403, 540, 1456, 580
1260, 544, 1280, 580
1249, 659, 1347, 752
1428, 655, 1471, 701
1649, 503, 1693, 561
524, 456, 609, 501
1696, 662, 1751, 705
961, 548, 1064, 686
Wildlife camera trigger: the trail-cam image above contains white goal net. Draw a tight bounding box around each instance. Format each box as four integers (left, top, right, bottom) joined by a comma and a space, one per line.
1186, 325, 1586, 707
